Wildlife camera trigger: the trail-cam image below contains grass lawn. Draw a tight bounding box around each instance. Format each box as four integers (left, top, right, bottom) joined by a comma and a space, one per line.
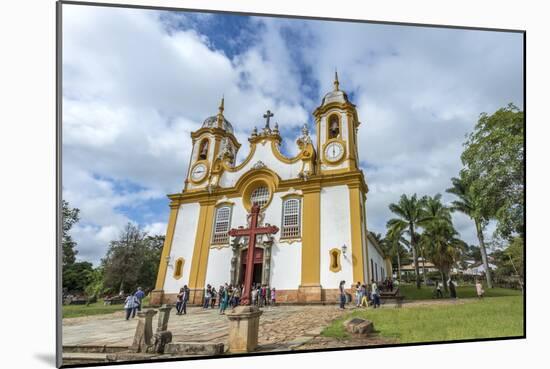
322, 295, 524, 343
63, 296, 151, 319
399, 284, 522, 300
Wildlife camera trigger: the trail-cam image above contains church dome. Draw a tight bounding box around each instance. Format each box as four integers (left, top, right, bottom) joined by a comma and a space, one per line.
202, 115, 234, 134
320, 71, 350, 106
321, 89, 349, 106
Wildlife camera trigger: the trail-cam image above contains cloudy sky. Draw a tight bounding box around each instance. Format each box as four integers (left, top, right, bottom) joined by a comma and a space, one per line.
62, 4, 523, 265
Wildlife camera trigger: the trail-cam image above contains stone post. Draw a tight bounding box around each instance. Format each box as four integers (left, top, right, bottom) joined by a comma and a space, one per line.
226, 305, 263, 353
130, 309, 158, 353
153, 304, 173, 353
156, 304, 172, 332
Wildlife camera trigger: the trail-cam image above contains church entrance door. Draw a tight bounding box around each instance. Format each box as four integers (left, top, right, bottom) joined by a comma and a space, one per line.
239, 248, 263, 287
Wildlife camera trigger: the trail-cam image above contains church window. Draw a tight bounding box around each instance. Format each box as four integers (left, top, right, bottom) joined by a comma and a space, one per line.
328, 114, 340, 139
212, 206, 232, 244
250, 186, 270, 208
375, 262, 378, 281
370, 259, 374, 280
329, 248, 342, 273
198, 139, 209, 160
173, 257, 184, 280
281, 198, 301, 238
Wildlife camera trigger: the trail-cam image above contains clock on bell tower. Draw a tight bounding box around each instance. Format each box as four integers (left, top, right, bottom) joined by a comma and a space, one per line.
313, 71, 361, 174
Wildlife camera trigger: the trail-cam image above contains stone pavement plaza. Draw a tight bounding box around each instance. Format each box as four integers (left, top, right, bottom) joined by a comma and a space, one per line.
63, 305, 353, 352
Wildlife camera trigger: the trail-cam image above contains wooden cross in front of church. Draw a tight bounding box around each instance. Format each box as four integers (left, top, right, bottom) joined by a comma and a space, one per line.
263, 110, 274, 129
228, 203, 279, 305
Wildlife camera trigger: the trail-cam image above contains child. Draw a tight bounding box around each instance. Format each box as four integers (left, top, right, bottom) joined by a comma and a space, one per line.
270, 287, 276, 306
476, 280, 484, 298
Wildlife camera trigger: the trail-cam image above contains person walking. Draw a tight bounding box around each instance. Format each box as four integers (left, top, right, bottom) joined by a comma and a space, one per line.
134, 287, 145, 311
270, 287, 276, 306
234, 285, 241, 306
371, 280, 380, 308
260, 285, 267, 307
355, 281, 362, 307
210, 287, 217, 308
449, 277, 457, 299
251, 285, 258, 306
476, 280, 484, 298
175, 287, 184, 315
124, 293, 139, 320
360, 284, 369, 307
435, 281, 443, 298
265, 286, 271, 306
338, 280, 346, 309
203, 285, 212, 309
219, 285, 229, 315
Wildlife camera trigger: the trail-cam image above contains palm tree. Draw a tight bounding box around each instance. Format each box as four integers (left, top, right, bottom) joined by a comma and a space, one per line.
446, 175, 493, 288
385, 225, 408, 282
420, 220, 465, 292
387, 194, 429, 288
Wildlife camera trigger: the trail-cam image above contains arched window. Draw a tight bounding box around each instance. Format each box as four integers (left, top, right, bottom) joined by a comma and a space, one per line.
370, 258, 374, 281
173, 257, 184, 280
198, 139, 209, 160
212, 206, 232, 244
329, 248, 342, 272
281, 198, 301, 238
328, 114, 340, 139
250, 186, 270, 208
375, 262, 378, 281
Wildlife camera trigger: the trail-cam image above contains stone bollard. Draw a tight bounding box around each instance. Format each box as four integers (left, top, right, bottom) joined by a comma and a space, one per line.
152, 304, 173, 353
226, 305, 263, 353
129, 309, 157, 353
156, 304, 172, 332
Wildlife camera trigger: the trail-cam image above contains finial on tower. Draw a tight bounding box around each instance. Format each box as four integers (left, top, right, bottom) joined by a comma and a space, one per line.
218, 96, 225, 114
216, 96, 225, 128
334, 69, 340, 91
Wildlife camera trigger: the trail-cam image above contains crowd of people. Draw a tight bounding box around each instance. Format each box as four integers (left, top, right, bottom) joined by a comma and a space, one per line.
174, 283, 278, 316
338, 278, 396, 310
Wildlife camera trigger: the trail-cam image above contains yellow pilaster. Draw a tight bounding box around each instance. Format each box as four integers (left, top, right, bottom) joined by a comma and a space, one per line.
154, 202, 180, 290
300, 186, 321, 286
349, 184, 366, 283
187, 199, 216, 291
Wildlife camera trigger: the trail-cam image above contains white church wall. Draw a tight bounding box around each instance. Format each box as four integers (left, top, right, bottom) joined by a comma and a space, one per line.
270, 242, 302, 289
219, 141, 303, 188
204, 246, 233, 288
368, 238, 387, 282
320, 185, 354, 289
163, 202, 200, 293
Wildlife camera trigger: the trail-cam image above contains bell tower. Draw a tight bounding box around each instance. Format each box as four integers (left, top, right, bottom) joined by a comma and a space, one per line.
313, 72, 361, 174
185, 98, 241, 191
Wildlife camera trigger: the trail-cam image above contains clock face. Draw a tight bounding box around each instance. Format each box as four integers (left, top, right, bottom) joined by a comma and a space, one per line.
191, 163, 208, 182
324, 141, 345, 163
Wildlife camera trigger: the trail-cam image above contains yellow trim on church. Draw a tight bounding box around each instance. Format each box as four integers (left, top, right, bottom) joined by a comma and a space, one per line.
348, 183, 366, 284
300, 186, 321, 286
187, 199, 216, 294
154, 203, 180, 290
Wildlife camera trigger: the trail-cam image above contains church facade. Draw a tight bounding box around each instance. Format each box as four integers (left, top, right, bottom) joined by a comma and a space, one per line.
151, 75, 391, 305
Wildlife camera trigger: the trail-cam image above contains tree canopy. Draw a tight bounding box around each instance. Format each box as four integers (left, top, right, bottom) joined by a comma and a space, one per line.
461, 103, 524, 241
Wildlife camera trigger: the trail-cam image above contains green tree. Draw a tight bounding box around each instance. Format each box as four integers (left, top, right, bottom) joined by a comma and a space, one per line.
447, 174, 494, 288
63, 261, 94, 292
101, 223, 164, 294
387, 194, 429, 288
461, 103, 524, 241
62, 200, 80, 266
